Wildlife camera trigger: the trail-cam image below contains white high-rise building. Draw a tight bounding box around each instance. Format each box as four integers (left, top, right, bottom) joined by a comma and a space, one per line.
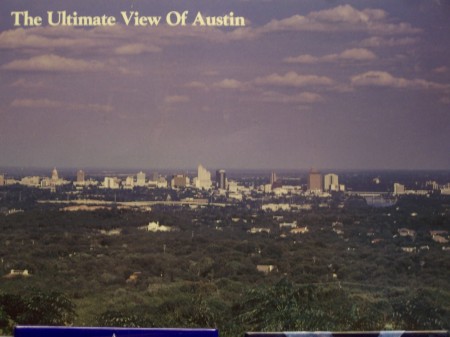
394, 183, 405, 195
324, 173, 339, 191
136, 171, 146, 187
103, 177, 120, 189
195, 164, 212, 189
76, 170, 85, 184
51, 168, 59, 181
270, 171, 277, 185
124, 176, 135, 188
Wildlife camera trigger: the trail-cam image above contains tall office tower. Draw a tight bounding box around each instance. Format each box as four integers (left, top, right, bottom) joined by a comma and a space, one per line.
216, 169, 227, 190
308, 168, 322, 192
0, 174, 4, 186
196, 164, 212, 189
270, 171, 277, 185
136, 171, 146, 187
171, 174, 189, 188
51, 167, 59, 181
103, 177, 120, 189
125, 176, 135, 188
393, 183, 405, 195
77, 170, 85, 183
324, 173, 339, 191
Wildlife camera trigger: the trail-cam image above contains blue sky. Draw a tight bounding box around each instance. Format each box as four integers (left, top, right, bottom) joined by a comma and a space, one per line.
1, 0, 449, 170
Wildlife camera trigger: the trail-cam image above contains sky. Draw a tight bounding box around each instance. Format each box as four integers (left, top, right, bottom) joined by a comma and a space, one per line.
0, 0, 449, 171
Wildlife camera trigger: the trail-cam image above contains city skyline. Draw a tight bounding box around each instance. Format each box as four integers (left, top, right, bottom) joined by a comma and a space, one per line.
1, 1, 450, 170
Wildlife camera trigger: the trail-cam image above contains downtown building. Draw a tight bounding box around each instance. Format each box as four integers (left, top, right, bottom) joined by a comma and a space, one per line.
216, 169, 227, 190
323, 173, 339, 191
194, 164, 212, 190
308, 169, 323, 193
136, 171, 146, 187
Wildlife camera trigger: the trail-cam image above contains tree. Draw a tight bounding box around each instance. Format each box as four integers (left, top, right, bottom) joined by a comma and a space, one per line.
97, 310, 150, 327
235, 279, 387, 332
236, 279, 329, 331
391, 289, 450, 330
17, 291, 76, 325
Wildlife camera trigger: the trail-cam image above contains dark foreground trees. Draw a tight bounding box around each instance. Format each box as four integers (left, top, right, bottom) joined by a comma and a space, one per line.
235, 279, 386, 332
1, 282, 449, 337
234, 279, 449, 333
0, 290, 76, 335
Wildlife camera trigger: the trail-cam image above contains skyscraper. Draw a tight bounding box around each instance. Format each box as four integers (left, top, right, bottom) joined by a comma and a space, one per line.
216, 169, 227, 190
270, 171, 277, 185
0, 174, 5, 186
51, 167, 59, 181
136, 171, 146, 187
308, 169, 322, 192
394, 183, 405, 195
171, 174, 189, 188
76, 169, 85, 183
324, 173, 339, 191
195, 164, 212, 189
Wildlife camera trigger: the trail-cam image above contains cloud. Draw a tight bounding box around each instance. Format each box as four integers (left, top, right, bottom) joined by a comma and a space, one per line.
11, 98, 62, 109
338, 48, 377, 61
238, 4, 421, 39
11, 78, 46, 89
351, 71, 450, 91
2, 54, 106, 72
0, 24, 234, 55
164, 95, 190, 104
114, 43, 162, 55
182, 71, 333, 105
284, 48, 376, 64
0, 27, 95, 50
433, 66, 449, 74
360, 36, 417, 47
254, 71, 334, 87
10, 98, 113, 112
260, 91, 323, 104
202, 70, 220, 77
0, 5, 420, 62
309, 5, 387, 23
185, 81, 209, 90
213, 78, 247, 90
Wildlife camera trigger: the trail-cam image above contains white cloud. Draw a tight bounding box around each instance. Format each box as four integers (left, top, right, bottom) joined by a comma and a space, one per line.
164, 95, 190, 104
213, 78, 247, 90
185, 81, 209, 90
0, 27, 94, 50
10, 98, 113, 112
284, 48, 376, 64
260, 91, 323, 104
202, 70, 220, 77
11, 78, 46, 89
244, 4, 421, 38
433, 66, 449, 74
2, 54, 106, 72
360, 36, 417, 47
254, 71, 334, 87
351, 71, 450, 91
0, 24, 232, 56
338, 48, 376, 61
309, 5, 386, 24
114, 43, 162, 55
11, 98, 62, 109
